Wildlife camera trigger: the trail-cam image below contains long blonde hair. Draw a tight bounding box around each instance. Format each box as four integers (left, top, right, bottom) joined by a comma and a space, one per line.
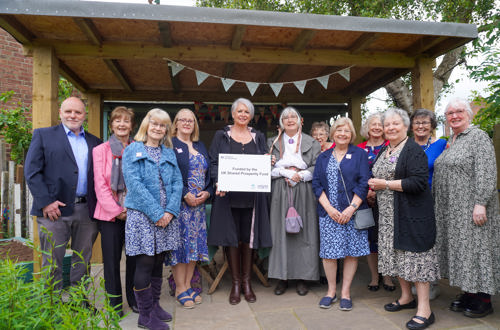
134, 108, 173, 148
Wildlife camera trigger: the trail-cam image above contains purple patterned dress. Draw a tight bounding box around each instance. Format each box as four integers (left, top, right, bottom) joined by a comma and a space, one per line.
167, 152, 209, 265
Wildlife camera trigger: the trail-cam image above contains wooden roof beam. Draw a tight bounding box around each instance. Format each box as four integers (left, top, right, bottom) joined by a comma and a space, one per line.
267, 29, 316, 83
158, 22, 173, 48
59, 60, 89, 92
50, 42, 415, 68
98, 89, 348, 103
103, 59, 133, 92
168, 64, 180, 93
73, 18, 102, 46
349, 32, 380, 54
293, 29, 316, 52
231, 25, 246, 50
405, 36, 447, 57
0, 15, 34, 45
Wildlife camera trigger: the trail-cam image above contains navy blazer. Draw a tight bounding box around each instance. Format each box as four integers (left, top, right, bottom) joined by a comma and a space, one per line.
24, 124, 102, 218
312, 144, 370, 218
172, 137, 214, 198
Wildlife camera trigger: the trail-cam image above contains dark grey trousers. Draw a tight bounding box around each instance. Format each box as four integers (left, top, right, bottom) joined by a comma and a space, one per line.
37, 202, 98, 290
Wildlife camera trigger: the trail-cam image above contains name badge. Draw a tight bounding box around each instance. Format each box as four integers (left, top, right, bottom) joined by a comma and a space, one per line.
176, 148, 183, 153
136, 152, 142, 157
346, 154, 352, 159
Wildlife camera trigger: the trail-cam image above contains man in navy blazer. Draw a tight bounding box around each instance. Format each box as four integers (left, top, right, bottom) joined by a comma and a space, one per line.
24, 97, 102, 290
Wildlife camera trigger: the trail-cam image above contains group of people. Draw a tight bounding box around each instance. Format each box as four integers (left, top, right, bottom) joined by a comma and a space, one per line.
24, 96, 498, 330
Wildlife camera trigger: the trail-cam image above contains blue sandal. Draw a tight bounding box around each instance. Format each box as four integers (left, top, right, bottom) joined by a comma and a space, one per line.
176, 291, 194, 309
187, 288, 202, 304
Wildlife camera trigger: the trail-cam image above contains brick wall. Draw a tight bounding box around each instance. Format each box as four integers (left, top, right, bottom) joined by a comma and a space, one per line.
0, 28, 33, 111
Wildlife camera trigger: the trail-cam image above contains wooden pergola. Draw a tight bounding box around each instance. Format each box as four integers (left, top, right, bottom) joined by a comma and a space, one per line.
0, 0, 477, 139
0, 0, 477, 269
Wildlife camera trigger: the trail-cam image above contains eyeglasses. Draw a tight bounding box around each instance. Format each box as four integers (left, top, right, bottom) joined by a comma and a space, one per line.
312, 132, 327, 138
413, 121, 431, 126
445, 109, 466, 117
178, 118, 195, 125
335, 128, 351, 134
149, 120, 167, 130
282, 115, 298, 121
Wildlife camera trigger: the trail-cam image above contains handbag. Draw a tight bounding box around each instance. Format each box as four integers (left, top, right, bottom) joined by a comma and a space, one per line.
285, 185, 303, 234
334, 150, 375, 230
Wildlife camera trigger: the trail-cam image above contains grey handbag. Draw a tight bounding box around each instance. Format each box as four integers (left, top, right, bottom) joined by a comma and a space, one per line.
285, 185, 303, 234
334, 149, 375, 230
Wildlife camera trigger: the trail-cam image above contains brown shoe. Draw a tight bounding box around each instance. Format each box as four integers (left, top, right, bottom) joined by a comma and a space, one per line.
296, 280, 308, 296
274, 280, 288, 295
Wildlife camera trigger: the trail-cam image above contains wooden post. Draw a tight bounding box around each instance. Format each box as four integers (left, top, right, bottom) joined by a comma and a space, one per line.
14, 183, 21, 237
31, 46, 59, 274
25, 182, 33, 240
349, 95, 363, 144
84, 93, 103, 139
412, 57, 435, 111
84, 92, 103, 264
1, 171, 8, 238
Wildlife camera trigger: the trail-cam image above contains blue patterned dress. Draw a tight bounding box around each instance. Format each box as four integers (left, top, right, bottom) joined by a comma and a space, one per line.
319, 154, 370, 259
167, 153, 209, 265
125, 145, 180, 256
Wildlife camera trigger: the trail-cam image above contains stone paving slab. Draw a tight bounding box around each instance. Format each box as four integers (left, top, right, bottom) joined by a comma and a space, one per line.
102, 252, 499, 330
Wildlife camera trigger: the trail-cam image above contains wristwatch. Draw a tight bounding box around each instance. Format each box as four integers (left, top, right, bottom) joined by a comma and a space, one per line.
350, 202, 358, 209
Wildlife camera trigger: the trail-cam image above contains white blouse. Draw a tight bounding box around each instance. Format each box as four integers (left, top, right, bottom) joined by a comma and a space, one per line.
271, 132, 313, 186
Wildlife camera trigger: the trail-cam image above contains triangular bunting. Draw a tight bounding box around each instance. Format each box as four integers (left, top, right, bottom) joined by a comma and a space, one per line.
168, 61, 184, 76
245, 82, 259, 96
293, 80, 307, 94
195, 70, 209, 85
221, 78, 236, 92
316, 75, 330, 89
269, 83, 283, 97
338, 68, 350, 81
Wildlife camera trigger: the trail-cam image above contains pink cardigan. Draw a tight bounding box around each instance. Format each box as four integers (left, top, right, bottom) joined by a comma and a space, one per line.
93, 141, 124, 221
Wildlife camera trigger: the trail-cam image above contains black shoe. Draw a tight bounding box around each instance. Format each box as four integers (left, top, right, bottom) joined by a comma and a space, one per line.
406, 312, 435, 330
274, 280, 288, 295
450, 293, 472, 312
384, 299, 417, 312
296, 280, 309, 296
463, 300, 493, 318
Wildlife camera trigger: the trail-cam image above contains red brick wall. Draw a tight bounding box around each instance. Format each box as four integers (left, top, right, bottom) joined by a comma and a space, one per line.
0, 28, 33, 111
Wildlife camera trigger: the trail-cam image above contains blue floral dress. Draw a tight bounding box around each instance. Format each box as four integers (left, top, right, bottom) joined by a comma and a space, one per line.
167, 152, 209, 265
319, 154, 369, 259
125, 145, 180, 256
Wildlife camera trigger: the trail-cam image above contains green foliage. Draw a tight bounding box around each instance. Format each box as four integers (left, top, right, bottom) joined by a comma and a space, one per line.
58, 77, 76, 104
469, 14, 499, 137
0, 230, 122, 329
0, 91, 33, 164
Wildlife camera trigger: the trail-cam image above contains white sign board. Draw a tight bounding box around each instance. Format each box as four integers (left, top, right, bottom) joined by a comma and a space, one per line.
217, 153, 271, 192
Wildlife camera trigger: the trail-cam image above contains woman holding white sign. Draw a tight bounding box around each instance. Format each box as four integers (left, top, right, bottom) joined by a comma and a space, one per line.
268, 106, 321, 296
208, 98, 272, 305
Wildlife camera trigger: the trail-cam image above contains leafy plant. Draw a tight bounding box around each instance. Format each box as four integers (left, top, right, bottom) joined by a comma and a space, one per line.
0, 91, 33, 164
0, 229, 122, 329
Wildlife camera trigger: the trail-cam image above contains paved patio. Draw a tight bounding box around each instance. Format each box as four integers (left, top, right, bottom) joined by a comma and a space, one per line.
100, 251, 499, 330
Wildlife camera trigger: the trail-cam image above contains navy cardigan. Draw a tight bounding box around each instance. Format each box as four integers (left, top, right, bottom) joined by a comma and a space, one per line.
172, 137, 214, 199
373, 138, 436, 253
312, 144, 370, 218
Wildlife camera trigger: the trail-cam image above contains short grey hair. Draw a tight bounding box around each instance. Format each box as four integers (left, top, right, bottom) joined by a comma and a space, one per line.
445, 97, 473, 122
410, 108, 437, 130
360, 112, 383, 139
382, 107, 410, 128
279, 106, 302, 130
231, 98, 255, 118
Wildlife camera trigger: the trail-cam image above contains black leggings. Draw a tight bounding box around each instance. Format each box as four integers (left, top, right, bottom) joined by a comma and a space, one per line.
134, 252, 166, 290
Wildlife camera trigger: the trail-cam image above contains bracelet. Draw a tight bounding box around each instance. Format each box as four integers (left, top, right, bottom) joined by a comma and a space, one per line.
385, 180, 390, 190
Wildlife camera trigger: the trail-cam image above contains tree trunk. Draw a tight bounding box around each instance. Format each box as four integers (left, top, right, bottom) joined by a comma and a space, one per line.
384, 45, 465, 113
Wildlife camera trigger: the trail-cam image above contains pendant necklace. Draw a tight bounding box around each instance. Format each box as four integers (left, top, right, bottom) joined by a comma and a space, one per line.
422, 136, 432, 152
288, 138, 294, 144
388, 137, 408, 155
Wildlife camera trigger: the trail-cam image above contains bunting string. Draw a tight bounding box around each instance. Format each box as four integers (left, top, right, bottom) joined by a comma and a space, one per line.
165, 58, 353, 97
